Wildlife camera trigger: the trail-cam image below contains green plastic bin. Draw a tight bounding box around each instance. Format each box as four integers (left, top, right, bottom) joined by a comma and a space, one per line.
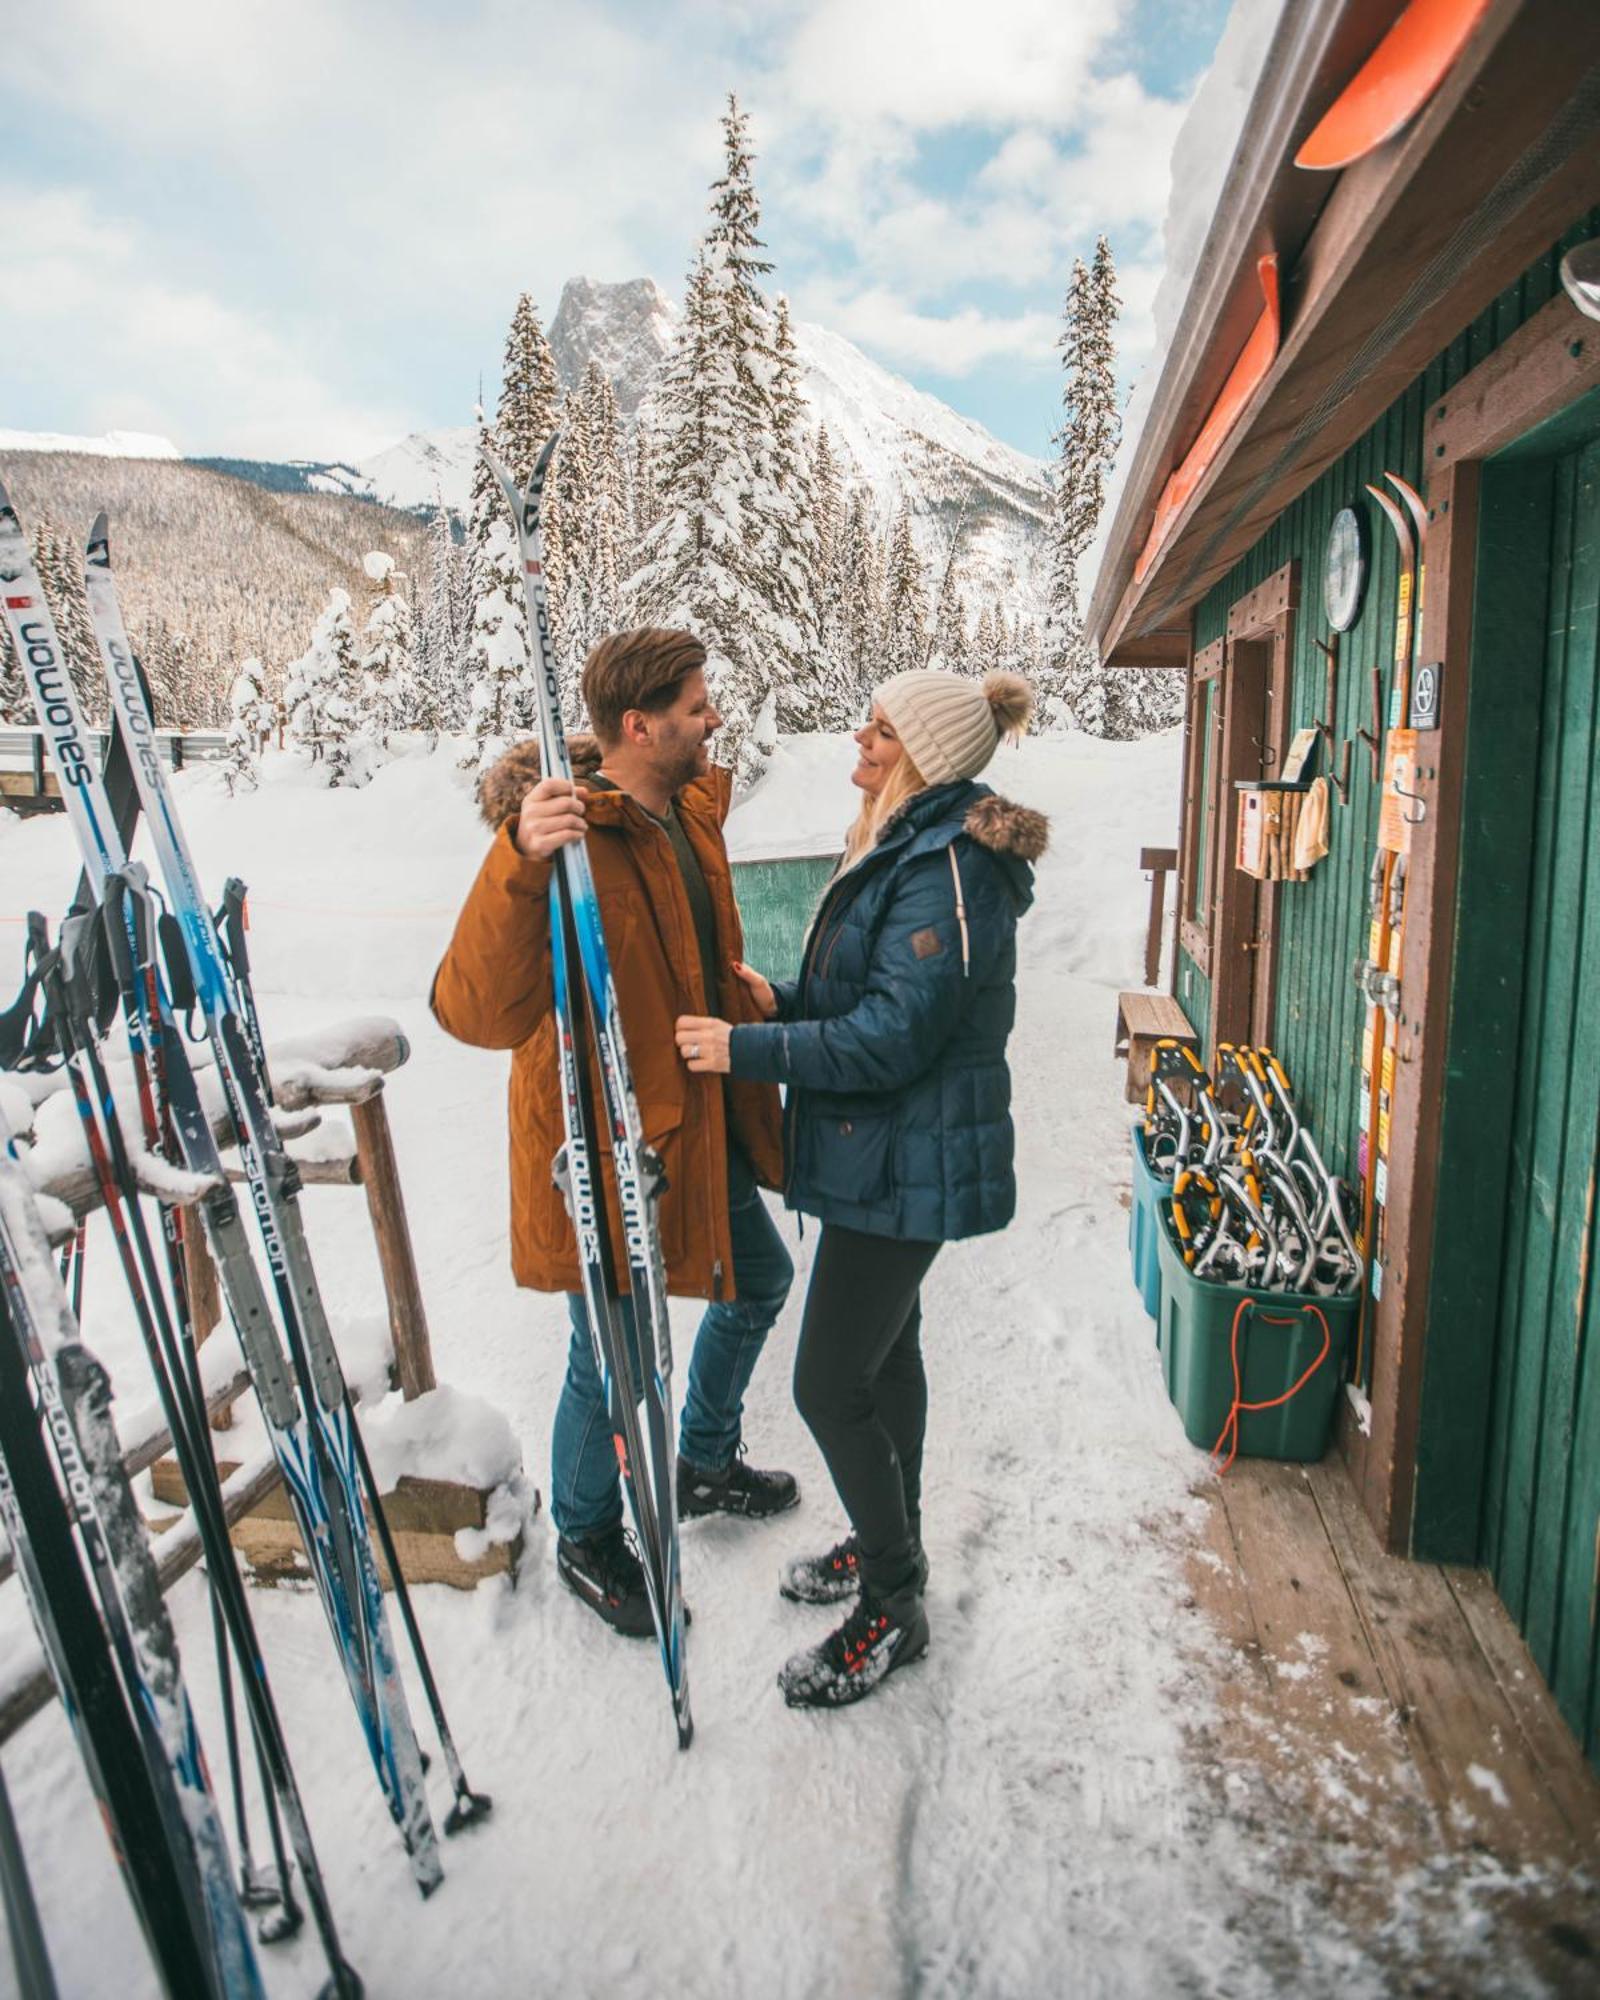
1153, 1208, 1356, 1460
1128, 1125, 1168, 1323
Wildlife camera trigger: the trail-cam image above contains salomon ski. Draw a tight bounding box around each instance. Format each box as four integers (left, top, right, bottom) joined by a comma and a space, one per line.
75, 507, 445, 1887
486, 434, 692, 1748
0, 1108, 263, 1999
0, 479, 399, 1946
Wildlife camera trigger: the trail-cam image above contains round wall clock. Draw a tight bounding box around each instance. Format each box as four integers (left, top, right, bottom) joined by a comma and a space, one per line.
1324, 505, 1368, 632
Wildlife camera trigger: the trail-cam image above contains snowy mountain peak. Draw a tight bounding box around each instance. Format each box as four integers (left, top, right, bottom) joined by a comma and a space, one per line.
549, 276, 676, 415
0, 427, 182, 461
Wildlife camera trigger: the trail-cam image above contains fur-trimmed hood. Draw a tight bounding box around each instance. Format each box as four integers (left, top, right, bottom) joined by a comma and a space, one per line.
476, 734, 603, 829
962, 792, 1050, 862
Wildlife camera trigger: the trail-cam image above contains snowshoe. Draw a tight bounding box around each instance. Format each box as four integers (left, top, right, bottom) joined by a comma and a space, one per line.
778, 1590, 929, 1709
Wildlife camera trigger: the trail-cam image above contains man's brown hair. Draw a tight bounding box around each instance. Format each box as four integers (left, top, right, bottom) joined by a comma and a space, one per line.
582, 628, 707, 744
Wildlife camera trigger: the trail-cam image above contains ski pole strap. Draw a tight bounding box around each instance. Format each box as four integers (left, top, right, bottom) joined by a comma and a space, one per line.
158, 911, 196, 1015
101, 873, 137, 997
218, 878, 250, 980
1210, 1296, 1333, 1478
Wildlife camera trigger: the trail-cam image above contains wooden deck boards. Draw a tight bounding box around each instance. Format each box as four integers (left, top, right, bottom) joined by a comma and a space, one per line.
1184, 1455, 1600, 1995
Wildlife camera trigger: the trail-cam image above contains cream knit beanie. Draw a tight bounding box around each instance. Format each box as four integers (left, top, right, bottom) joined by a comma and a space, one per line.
874, 669, 1034, 785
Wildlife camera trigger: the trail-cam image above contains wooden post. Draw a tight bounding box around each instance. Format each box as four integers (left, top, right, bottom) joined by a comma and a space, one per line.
1139, 846, 1177, 988
350, 1086, 436, 1400
180, 1214, 231, 1431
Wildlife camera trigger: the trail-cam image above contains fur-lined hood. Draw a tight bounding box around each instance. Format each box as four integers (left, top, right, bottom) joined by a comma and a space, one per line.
961, 792, 1049, 862
476, 735, 604, 830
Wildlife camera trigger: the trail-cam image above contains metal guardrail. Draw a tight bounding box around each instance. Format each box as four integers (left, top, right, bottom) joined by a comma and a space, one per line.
0, 727, 227, 806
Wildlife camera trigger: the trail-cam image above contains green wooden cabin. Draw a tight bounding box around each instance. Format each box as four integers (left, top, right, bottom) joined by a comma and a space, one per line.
1089, 0, 1600, 1771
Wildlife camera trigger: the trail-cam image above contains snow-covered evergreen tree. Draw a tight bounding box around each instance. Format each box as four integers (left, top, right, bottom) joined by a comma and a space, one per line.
462, 412, 531, 770
359, 551, 413, 746
1040, 236, 1181, 737
630, 97, 816, 789
808, 425, 858, 728
416, 500, 464, 737
223, 656, 272, 794
557, 363, 626, 703
32, 519, 100, 722
835, 488, 885, 717
287, 586, 366, 783
883, 503, 929, 676
498, 294, 562, 482
928, 549, 969, 674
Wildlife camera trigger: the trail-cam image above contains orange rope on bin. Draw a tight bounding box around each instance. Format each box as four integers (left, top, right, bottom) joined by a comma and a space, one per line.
1210, 1296, 1333, 1476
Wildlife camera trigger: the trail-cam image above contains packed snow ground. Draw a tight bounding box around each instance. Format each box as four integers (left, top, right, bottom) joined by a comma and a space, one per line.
0, 728, 1526, 1997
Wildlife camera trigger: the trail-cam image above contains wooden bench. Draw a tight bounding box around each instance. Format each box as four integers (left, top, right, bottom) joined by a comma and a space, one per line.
1114, 991, 1198, 1103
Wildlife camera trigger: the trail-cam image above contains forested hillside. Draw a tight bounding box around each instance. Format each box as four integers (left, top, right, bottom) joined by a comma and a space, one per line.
0, 453, 426, 724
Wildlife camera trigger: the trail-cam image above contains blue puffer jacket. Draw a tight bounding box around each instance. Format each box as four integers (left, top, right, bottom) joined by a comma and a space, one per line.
728, 779, 1048, 1242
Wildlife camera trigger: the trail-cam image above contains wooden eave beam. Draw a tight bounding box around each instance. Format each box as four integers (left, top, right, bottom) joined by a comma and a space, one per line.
1089, 0, 1400, 655
1101, 0, 1600, 666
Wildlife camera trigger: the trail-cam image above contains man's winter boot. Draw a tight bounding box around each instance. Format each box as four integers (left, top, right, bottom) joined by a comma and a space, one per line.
780, 1533, 929, 1605
778, 1584, 929, 1709
556, 1525, 656, 1639
678, 1447, 799, 1520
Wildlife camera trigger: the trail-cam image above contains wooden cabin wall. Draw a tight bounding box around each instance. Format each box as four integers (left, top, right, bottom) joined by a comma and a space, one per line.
1177, 209, 1600, 1183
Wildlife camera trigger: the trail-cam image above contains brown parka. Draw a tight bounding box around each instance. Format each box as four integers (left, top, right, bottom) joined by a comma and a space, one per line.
430, 737, 784, 1301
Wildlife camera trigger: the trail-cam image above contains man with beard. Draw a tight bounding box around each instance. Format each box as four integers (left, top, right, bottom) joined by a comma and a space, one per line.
432, 628, 797, 1636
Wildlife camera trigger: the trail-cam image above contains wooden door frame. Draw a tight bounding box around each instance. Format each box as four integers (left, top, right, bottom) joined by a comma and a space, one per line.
1224, 565, 1298, 1049
1347, 289, 1600, 1557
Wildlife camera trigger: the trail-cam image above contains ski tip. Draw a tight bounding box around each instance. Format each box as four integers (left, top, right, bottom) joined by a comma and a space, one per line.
1383, 472, 1428, 539
87, 511, 110, 565
1365, 481, 1411, 555
531, 429, 561, 486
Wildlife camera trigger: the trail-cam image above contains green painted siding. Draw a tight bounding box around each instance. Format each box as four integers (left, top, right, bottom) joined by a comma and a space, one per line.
1175, 208, 1600, 1188
1475, 437, 1600, 1770
730, 855, 838, 983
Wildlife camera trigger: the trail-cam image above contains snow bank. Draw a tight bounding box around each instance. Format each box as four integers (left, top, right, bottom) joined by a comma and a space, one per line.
359, 1382, 522, 1495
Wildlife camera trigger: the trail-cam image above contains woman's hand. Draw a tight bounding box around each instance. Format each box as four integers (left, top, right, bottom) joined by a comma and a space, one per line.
732, 960, 777, 1020
675, 1015, 733, 1074
514, 777, 588, 860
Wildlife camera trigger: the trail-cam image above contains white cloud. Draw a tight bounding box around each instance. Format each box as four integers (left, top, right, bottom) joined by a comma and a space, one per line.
1, 190, 409, 458
779, 0, 1124, 128
798, 283, 1058, 375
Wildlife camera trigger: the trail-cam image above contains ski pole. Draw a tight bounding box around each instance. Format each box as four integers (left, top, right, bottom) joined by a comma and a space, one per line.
0, 1756, 59, 2000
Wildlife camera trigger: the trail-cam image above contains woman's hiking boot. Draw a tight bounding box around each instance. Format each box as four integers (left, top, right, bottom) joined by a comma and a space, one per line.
779, 1533, 929, 1605
778, 1585, 929, 1709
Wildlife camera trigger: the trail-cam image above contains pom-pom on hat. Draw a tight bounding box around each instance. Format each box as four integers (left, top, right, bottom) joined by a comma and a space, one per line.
874, 669, 1033, 785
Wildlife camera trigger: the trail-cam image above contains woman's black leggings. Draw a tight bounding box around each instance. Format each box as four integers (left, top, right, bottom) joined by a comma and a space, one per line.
792, 1223, 941, 1601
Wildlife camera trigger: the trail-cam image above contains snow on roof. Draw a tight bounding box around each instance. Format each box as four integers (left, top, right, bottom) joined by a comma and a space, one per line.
725, 734, 855, 862
1086, 0, 1287, 604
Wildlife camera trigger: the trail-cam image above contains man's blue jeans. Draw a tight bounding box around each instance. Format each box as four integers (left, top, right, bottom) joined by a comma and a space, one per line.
550, 1146, 794, 1539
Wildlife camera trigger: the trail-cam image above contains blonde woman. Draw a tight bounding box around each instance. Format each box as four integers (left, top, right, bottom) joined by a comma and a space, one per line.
675, 669, 1046, 1708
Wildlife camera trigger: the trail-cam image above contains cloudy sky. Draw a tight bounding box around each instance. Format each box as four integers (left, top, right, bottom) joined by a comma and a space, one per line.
2, 0, 1231, 466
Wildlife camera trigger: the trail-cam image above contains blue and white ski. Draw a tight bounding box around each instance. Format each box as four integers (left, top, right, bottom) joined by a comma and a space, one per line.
77, 511, 443, 1893
0, 479, 436, 1900
485, 435, 692, 1748
0, 1105, 263, 2000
